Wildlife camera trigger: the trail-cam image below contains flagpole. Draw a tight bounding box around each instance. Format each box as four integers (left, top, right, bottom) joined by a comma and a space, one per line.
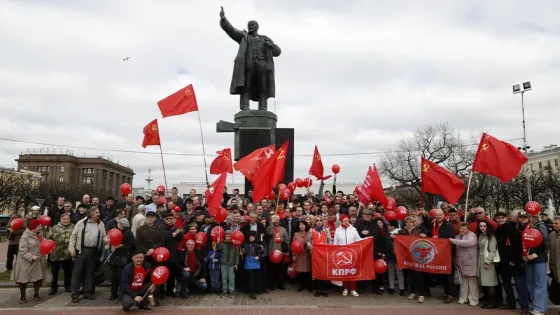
463, 170, 474, 222
196, 111, 209, 184
158, 145, 168, 194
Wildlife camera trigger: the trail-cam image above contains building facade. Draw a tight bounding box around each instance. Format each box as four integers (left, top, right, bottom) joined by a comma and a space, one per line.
15, 153, 135, 198
0, 167, 42, 214
523, 145, 560, 174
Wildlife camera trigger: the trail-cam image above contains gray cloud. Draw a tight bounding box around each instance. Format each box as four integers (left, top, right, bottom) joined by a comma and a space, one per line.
1, 0, 559, 187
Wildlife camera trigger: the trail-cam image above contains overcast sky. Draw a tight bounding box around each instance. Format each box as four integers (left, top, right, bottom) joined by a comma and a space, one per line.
1, 0, 559, 188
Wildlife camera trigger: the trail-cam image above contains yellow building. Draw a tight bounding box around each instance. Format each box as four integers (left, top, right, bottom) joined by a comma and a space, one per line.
523, 145, 560, 174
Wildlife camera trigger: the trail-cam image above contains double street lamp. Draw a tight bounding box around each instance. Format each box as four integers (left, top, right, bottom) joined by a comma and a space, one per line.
513, 81, 532, 201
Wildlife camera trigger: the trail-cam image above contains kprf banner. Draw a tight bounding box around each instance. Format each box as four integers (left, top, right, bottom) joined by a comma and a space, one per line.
394, 235, 452, 275
312, 237, 375, 281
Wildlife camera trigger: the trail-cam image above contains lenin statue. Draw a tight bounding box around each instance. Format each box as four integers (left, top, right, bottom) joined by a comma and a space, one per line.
219, 7, 281, 111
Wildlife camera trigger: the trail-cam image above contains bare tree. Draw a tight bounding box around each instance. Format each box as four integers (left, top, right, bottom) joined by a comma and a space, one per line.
379, 123, 476, 208
11, 174, 40, 215
0, 171, 16, 212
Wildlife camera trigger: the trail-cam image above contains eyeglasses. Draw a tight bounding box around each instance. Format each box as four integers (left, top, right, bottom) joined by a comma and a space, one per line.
475, 212, 484, 215
164, 217, 173, 220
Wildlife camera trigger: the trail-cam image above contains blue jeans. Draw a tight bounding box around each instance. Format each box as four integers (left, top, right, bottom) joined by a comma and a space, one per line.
180, 271, 207, 293
524, 262, 547, 312
209, 269, 221, 291
221, 265, 235, 294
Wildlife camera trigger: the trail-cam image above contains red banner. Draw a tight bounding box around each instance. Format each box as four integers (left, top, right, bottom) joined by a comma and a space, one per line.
394, 235, 452, 274
311, 237, 375, 281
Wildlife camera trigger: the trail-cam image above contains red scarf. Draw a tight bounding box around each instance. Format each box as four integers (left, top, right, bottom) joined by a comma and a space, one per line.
327, 218, 336, 237
432, 220, 442, 238
274, 226, 281, 243
176, 216, 183, 229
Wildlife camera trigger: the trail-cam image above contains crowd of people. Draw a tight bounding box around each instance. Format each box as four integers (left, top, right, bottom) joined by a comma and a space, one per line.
5, 182, 560, 315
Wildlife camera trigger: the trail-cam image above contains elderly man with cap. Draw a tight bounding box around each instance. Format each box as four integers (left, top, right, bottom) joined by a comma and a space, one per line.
108, 218, 136, 301
26, 205, 41, 225
121, 250, 155, 312
354, 208, 384, 294
135, 210, 165, 304
265, 215, 289, 290
428, 209, 456, 304
159, 211, 183, 297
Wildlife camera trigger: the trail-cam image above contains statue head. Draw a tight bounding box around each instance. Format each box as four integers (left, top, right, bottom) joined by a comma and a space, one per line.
247, 20, 259, 34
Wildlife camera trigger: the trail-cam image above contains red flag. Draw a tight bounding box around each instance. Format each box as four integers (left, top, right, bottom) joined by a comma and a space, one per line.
141, 119, 161, 148
210, 148, 233, 175
252, 141, 289, 203
157, 84, 199, 118
394, 235, 452, 274
312, 237, 375, 281
421, 157, 465, 204
472, 133, 528, 182
204, 172, 227, 208
364, 164, 388, 206
309, 146, 332, 180
233, 145, 275, 180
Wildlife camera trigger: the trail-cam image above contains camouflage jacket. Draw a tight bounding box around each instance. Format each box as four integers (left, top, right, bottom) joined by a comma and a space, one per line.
46, 222, 75, 261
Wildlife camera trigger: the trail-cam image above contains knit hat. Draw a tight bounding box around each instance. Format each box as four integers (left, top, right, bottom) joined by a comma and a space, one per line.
31, 205, 40, 211
118, 218, 130, 228
340, 214, 350, 222
162, 211, 173, 218
225, 230, 232, 235
132, 248, 145, 256
172, 206, 181, 212
494, 211, 507, 218
28, 219, 41, 230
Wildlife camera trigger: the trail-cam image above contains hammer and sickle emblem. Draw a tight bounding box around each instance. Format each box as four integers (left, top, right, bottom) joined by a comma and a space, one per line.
185, 88, 192, 96
316, 154, 321, 161
481, 143, 489, 151
422, 163, 430, 173
277, 150, 285, 160
151, 124, 158, 131
264, 149, 273, 159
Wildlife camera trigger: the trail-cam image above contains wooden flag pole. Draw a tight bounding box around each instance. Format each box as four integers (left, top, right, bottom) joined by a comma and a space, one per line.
196, 111, 210, 184
463, 170, 474, 222
159, 144, 168, 194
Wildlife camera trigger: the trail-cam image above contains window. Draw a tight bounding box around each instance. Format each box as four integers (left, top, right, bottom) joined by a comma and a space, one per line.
538, 162, 542, 170
23, 166, 27, 170
530, 164, 534, 171
556, 159, 559, 167
60, 166, 65, 173
82, 177, 93, 184
548, 160, 552, 169
38, 166, 49, 173
59, 176, 64, 183
83, 168, 94, 175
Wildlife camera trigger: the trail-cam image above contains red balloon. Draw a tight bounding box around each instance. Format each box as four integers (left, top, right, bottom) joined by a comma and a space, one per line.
270, 249, 283, 264
283, 255, 291, 264
213, 207, 228, 223
385, 211, 397, 221
156, 185, 166, 194
183, 233, 195, 242
429, 209, 438, 218
120, 183, 132, 196
525, 201, 541, 216
158, 196, 167, 206
211, 226, 225, 243
374, 212, 382, 219
522, 228, 543, 248
303, 178, 312, 187
287, 264, 297, 279
287, 182, 296, 191
108, 228, 123, 246
332, 164, 340, 174
291, 239, 304, 255
195, 232, 207, 248
280, 187, 291, 200
295, 178, 304, 187
39, 239, 56, 255
10, 218, 24, 231
374, 259, 388, 273
277, 183, 287, 192
395, 206, 408, 221
231, 230, 244, 247
39, 215, 52, 227
151, 266, 170, 285
152, 247, 170, 262
385, 198, 396, 211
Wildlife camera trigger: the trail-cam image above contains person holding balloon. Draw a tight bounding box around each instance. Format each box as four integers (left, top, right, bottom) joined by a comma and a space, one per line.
265, 215, 289, 291
107, 218, 136, 301
120, 250, 156, 312
216, 230, 240, 297
160, 211, 184, 297
177, 239, 208, 298
292, 220, 312, 292
46, 213, 74, 295
11, 219, 48, 303
6, 211, 26, 271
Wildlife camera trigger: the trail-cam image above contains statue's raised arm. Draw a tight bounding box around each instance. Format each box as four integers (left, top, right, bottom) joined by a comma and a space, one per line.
219, 6, 243, 43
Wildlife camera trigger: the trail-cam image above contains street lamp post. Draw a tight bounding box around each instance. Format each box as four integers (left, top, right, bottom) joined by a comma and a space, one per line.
513, 81, 532, 201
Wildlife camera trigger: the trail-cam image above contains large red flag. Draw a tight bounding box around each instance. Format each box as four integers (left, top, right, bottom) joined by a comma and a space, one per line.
394, 235, 452, 274
157, 84, 199, 118
204, 172, 227, 208
365, 164, 388, 206
309, 146, 332, 180
472, 133, 528, 182
252, 141, 289, 203
210, 148, 233, 175
141, 119, 160, 148
233, 145, 275, 180
421, 157, 465, 204
312, 237, 375, 281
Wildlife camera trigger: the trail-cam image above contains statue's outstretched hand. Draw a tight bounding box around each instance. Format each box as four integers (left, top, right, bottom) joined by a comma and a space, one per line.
220, 6, 225, 19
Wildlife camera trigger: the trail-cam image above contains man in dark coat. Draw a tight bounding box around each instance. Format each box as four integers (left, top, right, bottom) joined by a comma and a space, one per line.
121, 251, 154, 312
427, 209, 456, 304
219, 6, 281, 111
354, 209, 384, 294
